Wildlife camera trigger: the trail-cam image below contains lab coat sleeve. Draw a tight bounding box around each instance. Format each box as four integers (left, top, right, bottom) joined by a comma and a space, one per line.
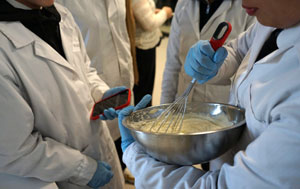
0, 72, 97, 186
73, 21, 109, 101
160, 3, 182, 104
210, 22, 258, 84
124, 97, 300, 188
123, 142, 219, 189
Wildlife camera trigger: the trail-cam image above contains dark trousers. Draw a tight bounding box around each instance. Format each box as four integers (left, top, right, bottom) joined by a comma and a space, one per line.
133, 47, 156, 106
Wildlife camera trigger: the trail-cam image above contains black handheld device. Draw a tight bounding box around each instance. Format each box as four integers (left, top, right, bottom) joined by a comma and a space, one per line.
90, 88, 131, 120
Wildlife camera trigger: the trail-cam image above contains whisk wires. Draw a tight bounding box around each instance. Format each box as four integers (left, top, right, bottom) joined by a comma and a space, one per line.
150, 79, 197, 133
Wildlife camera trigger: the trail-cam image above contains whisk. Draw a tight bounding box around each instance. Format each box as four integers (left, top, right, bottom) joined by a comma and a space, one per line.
150, 22, 232, 133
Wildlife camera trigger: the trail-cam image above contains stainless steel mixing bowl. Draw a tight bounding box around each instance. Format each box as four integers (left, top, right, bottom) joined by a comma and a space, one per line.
123, 102, 245, 165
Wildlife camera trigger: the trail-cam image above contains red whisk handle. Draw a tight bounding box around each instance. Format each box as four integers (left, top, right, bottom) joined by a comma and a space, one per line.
209, 22, 232, 51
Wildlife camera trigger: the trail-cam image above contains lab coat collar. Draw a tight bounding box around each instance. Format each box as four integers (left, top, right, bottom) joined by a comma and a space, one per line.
54, 3, 68, 24
277, 22, 300, 50
0, 3, 68, 49
187, 0, 232, 38
0, 21, 35, 48
35, 4, 75, 72
248, 22, 300, 67
246, 24, 274, 67
0, 4, 75, 72
200, 0, 232, 35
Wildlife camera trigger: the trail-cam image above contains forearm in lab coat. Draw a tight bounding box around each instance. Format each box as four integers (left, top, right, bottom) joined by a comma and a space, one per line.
123, 142, 219, 188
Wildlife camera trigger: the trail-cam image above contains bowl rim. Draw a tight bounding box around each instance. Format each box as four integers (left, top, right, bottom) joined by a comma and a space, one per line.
123, 102, 246, 136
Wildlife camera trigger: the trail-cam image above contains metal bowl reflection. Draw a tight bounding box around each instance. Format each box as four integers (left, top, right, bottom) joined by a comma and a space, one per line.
123, 102, 245, 165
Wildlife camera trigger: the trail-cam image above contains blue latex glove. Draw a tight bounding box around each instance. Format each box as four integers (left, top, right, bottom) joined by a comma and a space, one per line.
87, 161, 114, 188
118, 94, 152, 152
100, 108, 118, 120
184, 40, 228, 84
100, 86, 127, 120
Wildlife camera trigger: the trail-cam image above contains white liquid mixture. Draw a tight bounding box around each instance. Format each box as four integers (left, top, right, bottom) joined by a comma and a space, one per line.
130, 113, 233, 134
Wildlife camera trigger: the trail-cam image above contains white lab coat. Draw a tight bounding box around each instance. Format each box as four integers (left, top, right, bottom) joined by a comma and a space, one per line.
123, 22, 300, 188
56, 0, 134, 143
161, 0, 255, 104
0, 3, 121, 189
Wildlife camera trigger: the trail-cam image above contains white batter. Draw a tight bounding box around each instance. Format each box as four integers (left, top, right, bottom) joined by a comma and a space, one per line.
130, 113, 233, 134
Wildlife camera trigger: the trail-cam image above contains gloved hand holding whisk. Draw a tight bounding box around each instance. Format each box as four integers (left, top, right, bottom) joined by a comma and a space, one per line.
118, 94, 152, 152
184, 40, 228, 84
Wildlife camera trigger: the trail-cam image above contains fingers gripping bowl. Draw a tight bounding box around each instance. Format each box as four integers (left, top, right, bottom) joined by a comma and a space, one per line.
122, 102, 246, 165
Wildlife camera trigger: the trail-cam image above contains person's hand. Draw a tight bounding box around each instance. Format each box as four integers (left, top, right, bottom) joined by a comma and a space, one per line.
184, 40, 228, 84
162, 6, 173, 19
100, 86, 127, 120
155, 8, 160, 14
87, 161, 114, 188
100, 108, 118, 120
118, 94, 152, 152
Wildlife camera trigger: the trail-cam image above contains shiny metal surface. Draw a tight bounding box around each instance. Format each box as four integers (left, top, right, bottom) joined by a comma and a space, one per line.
150, 78, 197, 133
123, 102, 246, 165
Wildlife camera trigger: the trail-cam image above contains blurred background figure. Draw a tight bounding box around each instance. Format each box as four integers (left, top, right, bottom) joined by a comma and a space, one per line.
56, 0, 138, 188
132, 0, 173, 107
161, 0, 255, 106
156, 0, 178, 27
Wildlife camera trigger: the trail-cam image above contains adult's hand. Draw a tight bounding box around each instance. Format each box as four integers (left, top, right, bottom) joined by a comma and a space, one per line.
162, 6, 173, 19
100, 86, 127, 120
184, 40, 228, 84
87, 161, 113, 188
118, 94, 152, 152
